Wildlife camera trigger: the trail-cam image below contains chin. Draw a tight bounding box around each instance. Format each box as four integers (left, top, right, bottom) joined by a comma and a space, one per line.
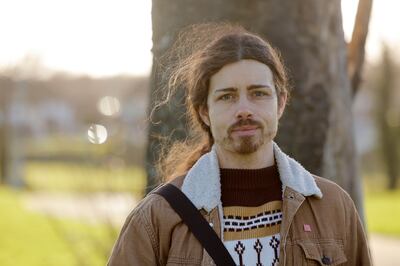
233, 137, 263, 154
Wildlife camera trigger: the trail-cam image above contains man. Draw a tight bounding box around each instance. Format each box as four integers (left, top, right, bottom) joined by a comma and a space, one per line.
108, 24, 371, 265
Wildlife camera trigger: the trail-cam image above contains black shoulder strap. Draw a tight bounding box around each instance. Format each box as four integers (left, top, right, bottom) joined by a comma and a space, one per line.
153, 183, 236, 266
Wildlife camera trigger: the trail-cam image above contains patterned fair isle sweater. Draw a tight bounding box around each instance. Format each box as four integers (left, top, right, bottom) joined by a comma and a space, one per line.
220, 165, 282, 266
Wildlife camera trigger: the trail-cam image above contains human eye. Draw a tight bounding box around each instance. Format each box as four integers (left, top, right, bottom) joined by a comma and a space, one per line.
218, 94, 234, 101
252, 90, 268, 97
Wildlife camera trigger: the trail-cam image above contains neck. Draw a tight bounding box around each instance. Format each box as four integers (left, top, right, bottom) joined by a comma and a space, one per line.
215, 141, 274, 169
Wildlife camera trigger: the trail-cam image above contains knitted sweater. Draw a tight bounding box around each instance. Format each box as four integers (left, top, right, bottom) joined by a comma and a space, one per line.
220, 165, 282, 266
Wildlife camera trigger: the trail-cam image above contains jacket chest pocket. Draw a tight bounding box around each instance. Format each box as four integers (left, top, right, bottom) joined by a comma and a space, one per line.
289, 239, 347, 266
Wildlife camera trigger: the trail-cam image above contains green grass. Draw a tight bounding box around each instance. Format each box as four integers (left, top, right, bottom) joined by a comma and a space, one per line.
24, 135, 115, 158
24, 162, 146, 195
0, 187, 118, 266
363, 173, 400, 237
365, 190, 400, 237
2, 160, 146, 265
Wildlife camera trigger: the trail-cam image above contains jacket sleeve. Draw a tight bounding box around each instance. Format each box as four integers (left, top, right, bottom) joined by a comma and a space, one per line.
107, 208, 160, 266
344, 193, 373, 266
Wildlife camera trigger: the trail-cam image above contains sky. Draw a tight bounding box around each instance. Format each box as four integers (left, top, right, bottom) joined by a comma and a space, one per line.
0, 0, 399, 77
0, 0, 152, 77
342, 0, 400, 62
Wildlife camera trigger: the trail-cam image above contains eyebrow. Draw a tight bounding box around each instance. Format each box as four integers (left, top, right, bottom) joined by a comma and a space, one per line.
213, 84, 271, 94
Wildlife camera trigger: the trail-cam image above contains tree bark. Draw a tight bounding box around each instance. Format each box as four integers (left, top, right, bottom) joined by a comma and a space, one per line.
348, 0, 373, 95
148, 0, 366, 217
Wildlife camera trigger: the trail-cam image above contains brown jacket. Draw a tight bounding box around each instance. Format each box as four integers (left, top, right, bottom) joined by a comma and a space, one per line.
108, 143, 372, 265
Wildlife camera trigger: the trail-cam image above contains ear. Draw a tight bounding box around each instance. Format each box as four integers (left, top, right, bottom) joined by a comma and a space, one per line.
277, 92, 287, 119
199, 105, 210, 127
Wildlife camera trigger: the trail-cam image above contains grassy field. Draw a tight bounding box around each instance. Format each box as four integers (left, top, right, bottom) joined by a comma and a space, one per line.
0, 187, 117, 266
24, 162, 146, 195
0, 161, 146, 266
365, 189, 400, 236
363, 173, 400, 237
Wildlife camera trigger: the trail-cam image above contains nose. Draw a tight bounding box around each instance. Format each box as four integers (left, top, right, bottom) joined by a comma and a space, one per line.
235, 98, 253, 120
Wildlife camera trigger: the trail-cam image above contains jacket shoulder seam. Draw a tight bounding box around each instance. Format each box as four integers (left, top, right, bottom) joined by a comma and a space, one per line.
137, 208, 162, 265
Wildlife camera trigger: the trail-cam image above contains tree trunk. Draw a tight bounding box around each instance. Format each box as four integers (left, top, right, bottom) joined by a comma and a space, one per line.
3, 80, 27, 188
375, 45, 399, 190
0, 120, 7, 184
0, 78, 13, 184
148, 0, 365, 218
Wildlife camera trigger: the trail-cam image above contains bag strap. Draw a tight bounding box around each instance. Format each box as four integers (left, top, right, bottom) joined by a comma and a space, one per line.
153, 183, 236, 266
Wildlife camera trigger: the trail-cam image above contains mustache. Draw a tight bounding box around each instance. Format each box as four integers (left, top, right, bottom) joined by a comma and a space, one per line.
228, 119, 263, 133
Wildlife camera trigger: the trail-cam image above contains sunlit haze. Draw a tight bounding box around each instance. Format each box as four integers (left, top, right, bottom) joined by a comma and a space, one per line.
342, 0, 400, 62
0, 0, 399, 77
0, 0, 152, 77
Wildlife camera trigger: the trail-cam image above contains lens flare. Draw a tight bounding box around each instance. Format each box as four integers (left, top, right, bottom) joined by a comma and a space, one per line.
87, 124, 108, 144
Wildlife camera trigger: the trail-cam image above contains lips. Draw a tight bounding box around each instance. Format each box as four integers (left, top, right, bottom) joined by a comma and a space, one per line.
232, 125, 259, 132
230, 124, 260, 137
229, 119, 262, 133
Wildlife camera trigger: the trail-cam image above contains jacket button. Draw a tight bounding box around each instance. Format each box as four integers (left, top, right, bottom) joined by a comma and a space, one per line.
209, 222, 214, 227
321, 256, 331, 265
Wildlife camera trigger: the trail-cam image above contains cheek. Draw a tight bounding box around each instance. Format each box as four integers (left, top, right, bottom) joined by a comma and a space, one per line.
208, 109, 230, 135
261, 102, 279, 119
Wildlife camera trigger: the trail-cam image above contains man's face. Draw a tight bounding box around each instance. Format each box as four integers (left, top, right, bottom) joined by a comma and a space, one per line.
200, 59, 286, 154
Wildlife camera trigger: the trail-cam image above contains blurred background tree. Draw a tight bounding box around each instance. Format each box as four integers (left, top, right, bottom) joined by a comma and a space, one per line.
147, 0, 372, 219
0, 78, 11, 184
373, 44, 400, 190
0, 78, 26, 188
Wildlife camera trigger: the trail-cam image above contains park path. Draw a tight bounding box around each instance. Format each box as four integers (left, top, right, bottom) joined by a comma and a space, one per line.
23, 191, 138, 226
370, 234, 400, 266
24, 192, 400, 265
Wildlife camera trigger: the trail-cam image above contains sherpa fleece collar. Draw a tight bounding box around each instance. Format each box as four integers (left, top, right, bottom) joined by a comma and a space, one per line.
181, 142, 323, 212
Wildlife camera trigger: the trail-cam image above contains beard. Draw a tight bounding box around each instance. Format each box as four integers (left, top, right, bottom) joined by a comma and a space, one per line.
232, 134, 264, 154
223, 119, 270, 154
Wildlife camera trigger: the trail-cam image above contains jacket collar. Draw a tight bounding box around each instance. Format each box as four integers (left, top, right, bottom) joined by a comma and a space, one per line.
181, 141, 323, 212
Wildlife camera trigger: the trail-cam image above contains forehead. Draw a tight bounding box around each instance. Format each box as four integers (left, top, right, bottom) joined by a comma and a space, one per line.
209, 59, 274, 92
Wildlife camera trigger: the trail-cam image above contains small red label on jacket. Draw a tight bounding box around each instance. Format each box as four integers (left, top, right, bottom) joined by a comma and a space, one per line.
303, 224, 312, 232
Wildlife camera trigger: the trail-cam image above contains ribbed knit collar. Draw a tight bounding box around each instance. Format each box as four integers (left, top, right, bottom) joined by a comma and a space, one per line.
220, 164, 280, 189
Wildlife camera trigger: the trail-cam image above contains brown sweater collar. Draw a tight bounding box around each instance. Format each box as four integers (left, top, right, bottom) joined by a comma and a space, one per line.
220, 164, 280, 189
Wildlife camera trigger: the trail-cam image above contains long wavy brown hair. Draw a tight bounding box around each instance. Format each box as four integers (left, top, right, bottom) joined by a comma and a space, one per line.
154, 23, 290, 181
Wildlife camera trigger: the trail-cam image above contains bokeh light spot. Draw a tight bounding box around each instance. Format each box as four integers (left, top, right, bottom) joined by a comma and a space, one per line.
97, 96, 121, 117
87, 124, 108, 144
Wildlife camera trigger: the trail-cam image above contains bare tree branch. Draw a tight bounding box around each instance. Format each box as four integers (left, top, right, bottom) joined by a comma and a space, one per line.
347, 0, 373, 96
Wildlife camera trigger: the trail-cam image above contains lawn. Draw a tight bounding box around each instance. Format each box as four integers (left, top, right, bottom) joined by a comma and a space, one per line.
0, 187, 118, 266
363, 173, 400, 237
1, 161, 145, 266
24, 162, 146, 195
